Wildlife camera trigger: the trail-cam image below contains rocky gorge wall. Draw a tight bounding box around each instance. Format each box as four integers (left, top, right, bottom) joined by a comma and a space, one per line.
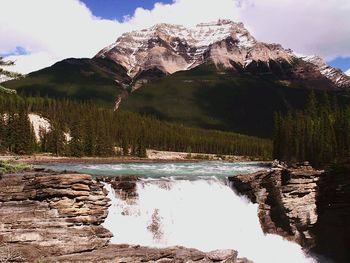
0, 171, 249, 263
0, 171, 112, 261
229, 162, 350, 263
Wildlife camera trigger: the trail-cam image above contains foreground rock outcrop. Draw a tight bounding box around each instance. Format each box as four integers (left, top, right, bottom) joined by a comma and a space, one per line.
45, 244, 249, 263
229, 162, 350, 263
229, 163, 322, 247
0, 171, 112, 261
311, 162, 350, 263
0, 171, 250, 262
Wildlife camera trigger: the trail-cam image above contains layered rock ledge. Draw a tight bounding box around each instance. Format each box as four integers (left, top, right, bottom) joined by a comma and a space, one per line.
0, 171, 112, 261
229, 162, 350, 263
45, 244, 249, 263
0, 171, 250, 263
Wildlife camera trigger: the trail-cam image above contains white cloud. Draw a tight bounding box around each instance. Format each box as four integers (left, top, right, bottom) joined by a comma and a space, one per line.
1, 0, 350, 74
237, 0, 350, 61
346, 69, 350, 77
123, 0, 240, 28
6, 52, 58, 74
0, 0, 124, 73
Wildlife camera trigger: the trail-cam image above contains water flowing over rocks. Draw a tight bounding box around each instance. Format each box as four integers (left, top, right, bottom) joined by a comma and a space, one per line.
0, 171, 249, 262
97, 175, 139, 201
229, 162, 350, 263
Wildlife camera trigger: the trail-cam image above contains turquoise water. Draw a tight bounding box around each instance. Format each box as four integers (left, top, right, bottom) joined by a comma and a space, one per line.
35, 161, 267, 179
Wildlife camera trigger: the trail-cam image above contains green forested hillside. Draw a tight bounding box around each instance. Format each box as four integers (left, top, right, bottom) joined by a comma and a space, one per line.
0, 94, 272, 158
5, 58, 130, 105
121, 64, 340, 137
5, 60, 349, 138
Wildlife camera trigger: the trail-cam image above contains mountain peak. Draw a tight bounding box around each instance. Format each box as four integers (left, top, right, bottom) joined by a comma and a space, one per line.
196, 19, 243, 27
96, 20, 257, 77
95, 21, 350, 89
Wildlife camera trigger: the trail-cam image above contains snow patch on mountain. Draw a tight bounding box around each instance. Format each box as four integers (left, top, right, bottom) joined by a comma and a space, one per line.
346, 69, 350, 76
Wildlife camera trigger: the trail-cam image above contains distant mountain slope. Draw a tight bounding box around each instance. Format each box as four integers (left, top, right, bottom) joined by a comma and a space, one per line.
5, 57, 130, 105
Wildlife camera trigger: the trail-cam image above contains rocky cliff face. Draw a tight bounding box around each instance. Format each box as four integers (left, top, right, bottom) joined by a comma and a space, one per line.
96, 19, 350, 90
229, 162, 350, 263
311, 162, 350, 263
229, 163, 322, 248
0, 172, 112, 261
0, 171, 250, 263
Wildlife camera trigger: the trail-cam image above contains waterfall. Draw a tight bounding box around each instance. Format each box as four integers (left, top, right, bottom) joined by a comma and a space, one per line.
103, 178, 317, 263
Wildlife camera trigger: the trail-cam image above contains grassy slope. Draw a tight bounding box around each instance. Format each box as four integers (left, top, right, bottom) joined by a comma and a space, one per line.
121, 64, 315, 138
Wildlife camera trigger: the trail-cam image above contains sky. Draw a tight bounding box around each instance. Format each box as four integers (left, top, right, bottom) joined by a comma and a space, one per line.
0, 0, 350, 75
80, 0, 173, 20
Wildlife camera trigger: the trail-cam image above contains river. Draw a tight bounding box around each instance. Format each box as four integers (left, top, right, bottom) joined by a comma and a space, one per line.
36, 161, 317, 263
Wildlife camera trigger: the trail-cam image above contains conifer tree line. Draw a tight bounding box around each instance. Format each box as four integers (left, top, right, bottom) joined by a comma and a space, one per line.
273, 91, 350, 167
0, 94, 272, 158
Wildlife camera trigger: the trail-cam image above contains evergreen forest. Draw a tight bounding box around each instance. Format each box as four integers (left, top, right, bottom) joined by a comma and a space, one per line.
0, 94, 272, 159
273, 91, 350, 167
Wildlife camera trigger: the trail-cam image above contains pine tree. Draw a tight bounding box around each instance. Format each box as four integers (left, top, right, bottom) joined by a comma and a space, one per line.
0, 113, 6, 151
47, 122, 66, 156
0, 57, 22, 94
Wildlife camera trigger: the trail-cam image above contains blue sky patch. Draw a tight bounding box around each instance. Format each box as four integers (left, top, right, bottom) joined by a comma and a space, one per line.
329, 57, 350, 72
1, 46, 28, 57
81, 0, 173, 21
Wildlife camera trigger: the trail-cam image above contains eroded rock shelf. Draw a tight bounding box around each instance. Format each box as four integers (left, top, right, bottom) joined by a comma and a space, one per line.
0, 171, 248, 262
229, 162, 350, 263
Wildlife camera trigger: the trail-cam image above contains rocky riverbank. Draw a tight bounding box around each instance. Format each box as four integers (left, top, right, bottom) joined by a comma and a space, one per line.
0, 150, 254, 166
0, 170, 250, 262
229, 162, 350, 263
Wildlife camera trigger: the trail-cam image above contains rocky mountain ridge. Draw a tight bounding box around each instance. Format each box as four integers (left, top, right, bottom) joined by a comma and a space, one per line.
96, 19, 350, 89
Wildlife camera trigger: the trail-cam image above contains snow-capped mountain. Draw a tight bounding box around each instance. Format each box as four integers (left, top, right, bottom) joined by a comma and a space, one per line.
345, 69, 350, 77
96, 19, 350, 89
296, 54, 350, 88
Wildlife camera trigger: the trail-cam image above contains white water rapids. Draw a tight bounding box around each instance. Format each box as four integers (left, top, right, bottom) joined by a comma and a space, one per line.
103, 178, 317, 263
37, 161, 318, 262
